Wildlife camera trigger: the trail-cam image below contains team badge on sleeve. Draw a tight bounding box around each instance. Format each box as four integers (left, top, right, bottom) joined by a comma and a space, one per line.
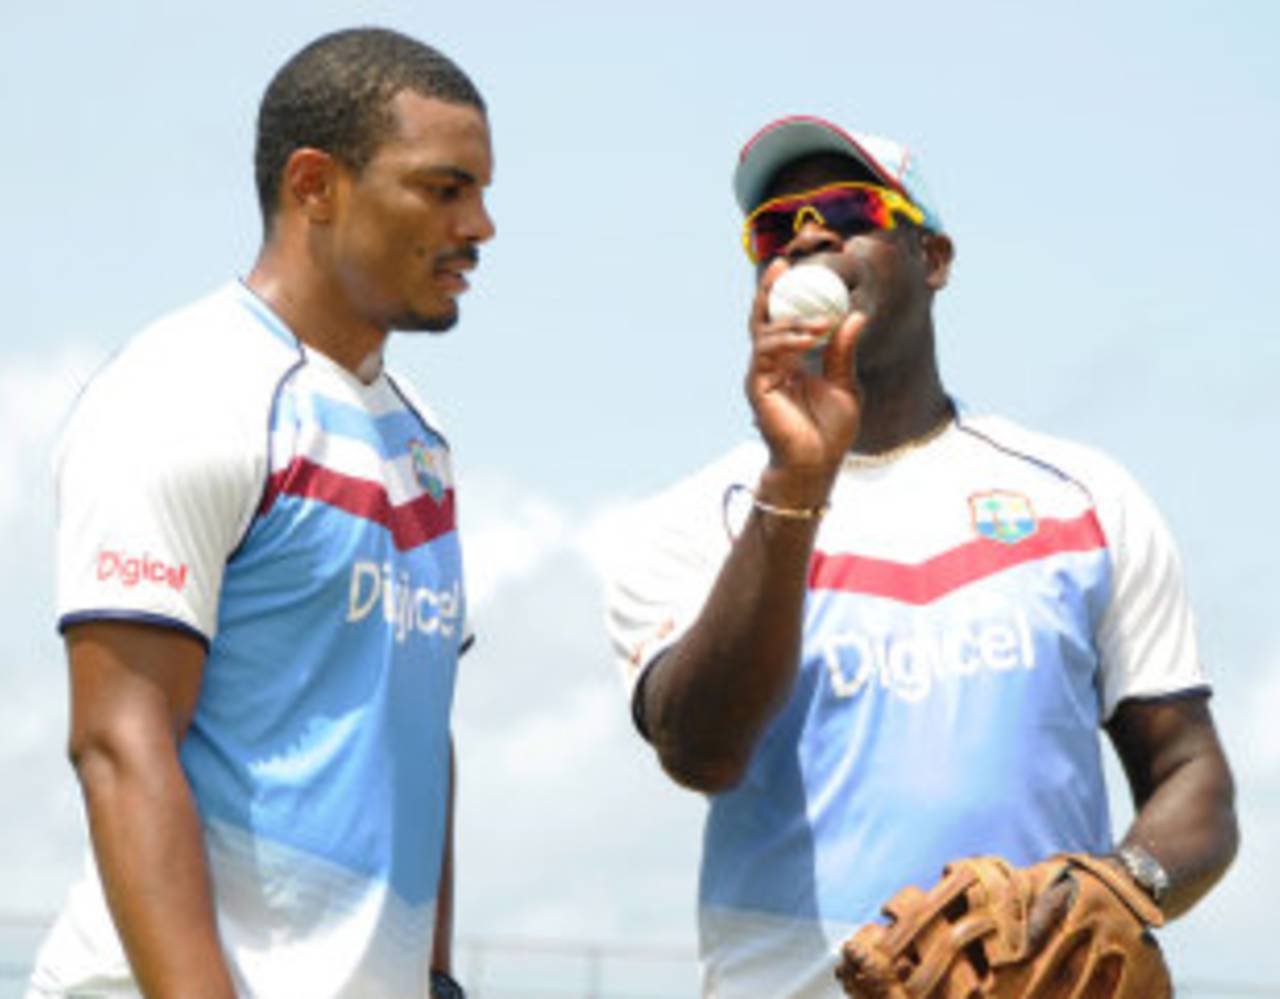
408, 438, 446, 502
970, 490, 1038, 544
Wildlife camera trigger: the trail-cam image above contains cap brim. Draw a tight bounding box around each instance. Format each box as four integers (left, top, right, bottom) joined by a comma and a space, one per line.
733, 115, 902, 213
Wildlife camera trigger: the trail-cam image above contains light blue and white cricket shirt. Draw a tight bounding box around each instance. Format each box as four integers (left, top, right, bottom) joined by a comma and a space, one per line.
34, 282, 469, 998
606, 413, 1207, 999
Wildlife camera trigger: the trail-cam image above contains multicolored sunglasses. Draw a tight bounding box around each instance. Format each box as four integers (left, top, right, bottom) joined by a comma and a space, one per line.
742, 182, 926, 264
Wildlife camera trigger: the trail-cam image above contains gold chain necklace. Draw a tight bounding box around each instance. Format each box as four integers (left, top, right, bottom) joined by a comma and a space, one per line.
843, 410, 955, 469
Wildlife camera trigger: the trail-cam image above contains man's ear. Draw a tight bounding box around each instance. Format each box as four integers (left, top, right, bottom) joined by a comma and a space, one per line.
921, 231, 955, 291
282, 147, 340, 223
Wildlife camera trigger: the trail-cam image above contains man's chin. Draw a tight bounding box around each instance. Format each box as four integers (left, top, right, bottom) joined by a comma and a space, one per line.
394, 303, 460, 334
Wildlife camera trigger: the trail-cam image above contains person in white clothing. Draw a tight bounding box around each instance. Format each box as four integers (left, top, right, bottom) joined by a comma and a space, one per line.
31, 27, 493, 999
604, 114, 1239, 998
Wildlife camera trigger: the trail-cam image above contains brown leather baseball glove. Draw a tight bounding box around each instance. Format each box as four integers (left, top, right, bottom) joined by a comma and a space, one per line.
835, 854, 1170, 998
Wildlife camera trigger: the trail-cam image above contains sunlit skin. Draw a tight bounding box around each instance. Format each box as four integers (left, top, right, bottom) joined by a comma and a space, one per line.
247, 90, 495, 379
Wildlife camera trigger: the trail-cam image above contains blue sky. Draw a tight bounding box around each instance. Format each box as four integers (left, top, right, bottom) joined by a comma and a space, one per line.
2, 1, 1277, 994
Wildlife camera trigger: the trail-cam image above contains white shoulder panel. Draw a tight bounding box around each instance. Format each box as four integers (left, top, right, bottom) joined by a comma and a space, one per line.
55, 284, 300, 641
961, 413, 1207, 716
603, 442, 765, 700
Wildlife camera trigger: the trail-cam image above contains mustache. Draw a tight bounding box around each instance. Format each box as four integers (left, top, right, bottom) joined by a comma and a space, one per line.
435, 246, 479, 269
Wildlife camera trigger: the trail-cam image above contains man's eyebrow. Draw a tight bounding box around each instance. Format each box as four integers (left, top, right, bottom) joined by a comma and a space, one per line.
411, 165, 477, 185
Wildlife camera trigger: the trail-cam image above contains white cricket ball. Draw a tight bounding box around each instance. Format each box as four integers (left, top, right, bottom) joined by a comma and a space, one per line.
767, 264, 850, 327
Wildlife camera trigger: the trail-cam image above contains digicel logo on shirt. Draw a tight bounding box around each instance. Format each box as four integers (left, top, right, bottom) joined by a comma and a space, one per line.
346, 560, 460, 644
96, 550, 189, 592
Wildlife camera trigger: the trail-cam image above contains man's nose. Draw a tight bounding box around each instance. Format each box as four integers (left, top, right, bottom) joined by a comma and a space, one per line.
784, 221, 843, 262
460, 197, 496, 245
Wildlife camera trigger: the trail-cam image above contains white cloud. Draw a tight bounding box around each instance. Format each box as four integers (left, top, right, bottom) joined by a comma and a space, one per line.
498, 683, 621, 781
458, 465, 644, 610
1162, 795, 1280, 983
457, 469, 573, 608
572, 499, 645, 582
448, 494, 703, 960
0, 347, 101, 526
1244, 644, 1280, 776
0, 347, 106, 917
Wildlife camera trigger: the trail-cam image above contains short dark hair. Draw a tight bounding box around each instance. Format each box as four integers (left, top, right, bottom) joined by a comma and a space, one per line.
254, 27, 486, 229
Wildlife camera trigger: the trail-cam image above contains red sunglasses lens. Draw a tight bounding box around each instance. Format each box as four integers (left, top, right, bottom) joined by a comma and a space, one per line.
748, 213, 799, 261
749, 188, 891, 261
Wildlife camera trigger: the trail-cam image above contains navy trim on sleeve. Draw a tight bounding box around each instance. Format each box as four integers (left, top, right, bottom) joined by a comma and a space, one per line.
57, 610, 211, 651
1116, 685, 1213, 707
630, 654, 666, 743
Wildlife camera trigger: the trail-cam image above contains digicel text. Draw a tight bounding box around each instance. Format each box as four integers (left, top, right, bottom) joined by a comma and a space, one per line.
96, 550, 189, 591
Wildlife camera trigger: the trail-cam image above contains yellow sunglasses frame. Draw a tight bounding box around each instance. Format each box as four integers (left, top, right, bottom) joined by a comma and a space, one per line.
742, 181, 926, 263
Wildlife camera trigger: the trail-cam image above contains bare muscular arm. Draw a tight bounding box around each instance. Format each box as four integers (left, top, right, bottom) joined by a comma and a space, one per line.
67, 620, 236, 999
1107, 695, 1238, 918
641, 260, 864, 792
1023, 694, 1238, 951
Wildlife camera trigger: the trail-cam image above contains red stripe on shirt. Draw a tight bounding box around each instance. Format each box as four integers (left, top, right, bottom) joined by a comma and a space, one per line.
808, 512, 1106, 605
260, 458, 455, 551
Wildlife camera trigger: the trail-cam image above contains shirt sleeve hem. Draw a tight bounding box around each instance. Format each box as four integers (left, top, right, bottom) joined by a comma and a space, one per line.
57, 610, 212, 650
1103, 682, 1213, 722
629, 640, 682, 741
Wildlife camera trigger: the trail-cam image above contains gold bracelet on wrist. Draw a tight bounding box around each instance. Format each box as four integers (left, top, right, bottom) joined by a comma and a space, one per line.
721, 483, 830, 542
750, 494, 830, 521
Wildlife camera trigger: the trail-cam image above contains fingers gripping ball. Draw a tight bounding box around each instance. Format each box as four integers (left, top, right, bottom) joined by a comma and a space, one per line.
767, 264, 851, 372
835, 854, 1172, 999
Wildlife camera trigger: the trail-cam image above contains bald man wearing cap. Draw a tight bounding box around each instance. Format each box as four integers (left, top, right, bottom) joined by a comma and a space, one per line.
604, 115, 1238, 998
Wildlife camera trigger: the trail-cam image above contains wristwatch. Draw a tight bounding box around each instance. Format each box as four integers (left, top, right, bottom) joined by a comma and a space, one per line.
1115, 844, 1171, 905
430, 969, 466, 999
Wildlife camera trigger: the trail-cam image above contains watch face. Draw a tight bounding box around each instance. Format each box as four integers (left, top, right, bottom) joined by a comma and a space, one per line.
1120, 845, 1170, 902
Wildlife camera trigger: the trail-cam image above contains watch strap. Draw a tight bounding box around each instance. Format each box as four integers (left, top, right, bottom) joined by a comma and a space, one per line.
430, 969, 466, 999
